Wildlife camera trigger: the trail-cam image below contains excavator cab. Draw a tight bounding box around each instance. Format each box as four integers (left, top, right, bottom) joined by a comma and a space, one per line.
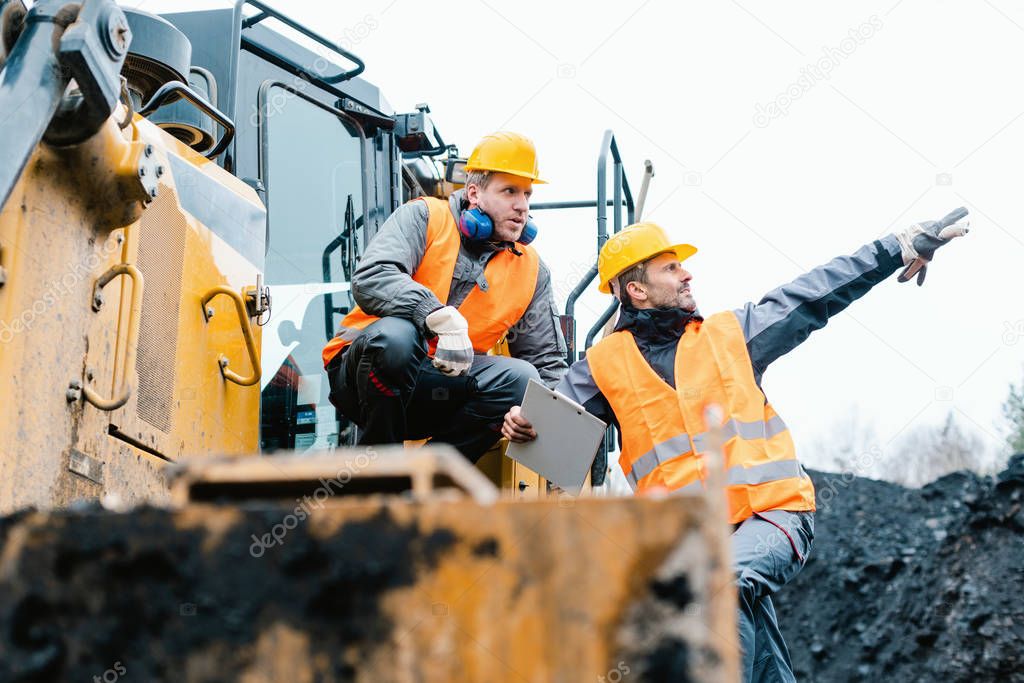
161, 2, 457, 454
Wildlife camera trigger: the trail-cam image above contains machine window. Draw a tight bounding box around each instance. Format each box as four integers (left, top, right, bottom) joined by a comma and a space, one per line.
260, 85, 365, 453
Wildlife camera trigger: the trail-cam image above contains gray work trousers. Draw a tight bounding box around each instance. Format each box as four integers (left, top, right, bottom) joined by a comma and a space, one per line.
732, 509, 815, 683
327, 316, 539, 461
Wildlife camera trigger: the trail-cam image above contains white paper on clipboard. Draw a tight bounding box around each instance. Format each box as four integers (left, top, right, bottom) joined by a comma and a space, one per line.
505, 379, 608, 495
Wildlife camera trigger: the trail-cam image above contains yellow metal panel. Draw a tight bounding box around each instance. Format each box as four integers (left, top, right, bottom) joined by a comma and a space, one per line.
0, 112, 265, 512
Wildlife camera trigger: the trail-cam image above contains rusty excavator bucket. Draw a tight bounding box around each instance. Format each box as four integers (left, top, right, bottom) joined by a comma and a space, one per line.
0, 445, 739, 682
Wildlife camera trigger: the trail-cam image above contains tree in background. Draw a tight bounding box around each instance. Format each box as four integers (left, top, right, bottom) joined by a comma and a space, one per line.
813, 409, 992, 487
887, 412, 986, 488
809, 407, 882, 477
1002, 370, 1024, 455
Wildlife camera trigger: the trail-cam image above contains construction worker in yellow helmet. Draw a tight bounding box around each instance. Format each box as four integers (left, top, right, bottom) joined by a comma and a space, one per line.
502, 209, 971, 682
322, 131, 566, 462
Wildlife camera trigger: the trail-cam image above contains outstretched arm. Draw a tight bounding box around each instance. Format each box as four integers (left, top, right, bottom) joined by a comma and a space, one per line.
733, 236, 902, 383
734, 207, 969, 383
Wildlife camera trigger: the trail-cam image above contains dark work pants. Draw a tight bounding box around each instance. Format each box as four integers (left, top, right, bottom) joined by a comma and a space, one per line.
327, 317, 540, 462
732, 509, 815, 683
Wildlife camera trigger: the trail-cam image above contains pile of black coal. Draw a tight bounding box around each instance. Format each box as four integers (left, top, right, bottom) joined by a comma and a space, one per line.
775, 454, 1024, 682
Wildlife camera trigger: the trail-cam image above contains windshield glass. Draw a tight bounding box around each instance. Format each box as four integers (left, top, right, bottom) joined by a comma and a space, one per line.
260, 84, 365, 453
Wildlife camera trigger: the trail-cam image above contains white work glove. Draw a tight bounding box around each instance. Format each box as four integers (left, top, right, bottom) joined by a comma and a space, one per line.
895, 207, 970, 286
425, 306, 473, 376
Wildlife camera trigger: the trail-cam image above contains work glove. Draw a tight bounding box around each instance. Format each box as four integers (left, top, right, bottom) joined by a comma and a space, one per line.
425, 306, 474, 376
895, 207, 970, 286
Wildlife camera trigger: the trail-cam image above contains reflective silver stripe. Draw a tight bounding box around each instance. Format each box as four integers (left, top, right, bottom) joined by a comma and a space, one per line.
726, 459, 804, 486
691, 432, 708, 453
670, 480, 705, 497
692, 416, 789, 452
765, 415, 788, 438
624, 417, 793, 490
625, 433, 693, 490
726, 418, 774, 440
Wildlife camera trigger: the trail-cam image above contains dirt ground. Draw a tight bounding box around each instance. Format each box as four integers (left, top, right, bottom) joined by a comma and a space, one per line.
775, 454, 1024, 682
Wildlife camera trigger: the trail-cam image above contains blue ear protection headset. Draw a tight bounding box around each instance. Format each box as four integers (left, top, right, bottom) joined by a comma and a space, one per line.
459, 207, 538, 246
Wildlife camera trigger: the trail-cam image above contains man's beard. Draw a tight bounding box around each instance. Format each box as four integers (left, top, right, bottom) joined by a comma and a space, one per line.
491, 218, 524, 243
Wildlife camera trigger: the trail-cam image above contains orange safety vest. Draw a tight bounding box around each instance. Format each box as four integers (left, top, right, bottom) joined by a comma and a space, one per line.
587, 311, 816, 523
322, 197, 540, 367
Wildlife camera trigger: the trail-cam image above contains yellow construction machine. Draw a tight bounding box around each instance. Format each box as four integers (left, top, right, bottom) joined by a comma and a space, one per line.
0, 1, 738, 679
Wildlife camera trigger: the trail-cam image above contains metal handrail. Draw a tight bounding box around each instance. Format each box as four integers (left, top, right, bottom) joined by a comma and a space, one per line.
635, 160, 654, 220
322, 194, 356, 341
225, 0, 367, 131
529, 199, 627, 211
236, 0, 364, 84
139, 80, 235, 159
81, 263, 145, 411
584, 300, 620, 351
560, 130, 635, 363
201, 285, 262, 387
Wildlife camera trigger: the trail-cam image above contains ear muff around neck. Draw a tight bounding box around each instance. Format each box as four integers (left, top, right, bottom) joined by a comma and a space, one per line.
459, 207, 539, 245
518, 218, 538, 245
459, 207, 493, 241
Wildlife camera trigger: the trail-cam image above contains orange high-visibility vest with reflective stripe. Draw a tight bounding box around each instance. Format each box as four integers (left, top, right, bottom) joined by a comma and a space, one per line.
587, 311, 816, 523
322, 197, 540, 367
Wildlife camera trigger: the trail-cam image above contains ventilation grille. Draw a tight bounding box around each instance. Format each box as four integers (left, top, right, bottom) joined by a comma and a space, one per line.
134, 193, 186, 433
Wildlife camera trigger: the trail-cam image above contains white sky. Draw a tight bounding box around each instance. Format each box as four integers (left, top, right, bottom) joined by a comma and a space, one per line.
132, 0, 1023, 473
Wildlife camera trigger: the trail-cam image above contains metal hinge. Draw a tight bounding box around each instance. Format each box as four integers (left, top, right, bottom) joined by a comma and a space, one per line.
245, 273, 272, 325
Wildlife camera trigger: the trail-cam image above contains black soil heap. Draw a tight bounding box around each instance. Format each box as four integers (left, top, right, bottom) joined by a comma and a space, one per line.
775, 455, 1024, 682
0, 507, 456, 682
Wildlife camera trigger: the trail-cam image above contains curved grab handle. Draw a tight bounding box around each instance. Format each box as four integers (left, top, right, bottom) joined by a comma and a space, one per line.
201, 285, 262, 387
82, 263, 144, 411
139, 81, 236, 159
237, 0, 366, 84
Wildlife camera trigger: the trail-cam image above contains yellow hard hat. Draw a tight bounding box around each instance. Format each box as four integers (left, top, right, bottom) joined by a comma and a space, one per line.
465, 131, 547, 184
598, 222, 697, 294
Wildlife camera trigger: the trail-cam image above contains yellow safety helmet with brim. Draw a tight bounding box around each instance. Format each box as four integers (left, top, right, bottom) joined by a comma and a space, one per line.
465, 131, 547, 184
598, 222, 697, 294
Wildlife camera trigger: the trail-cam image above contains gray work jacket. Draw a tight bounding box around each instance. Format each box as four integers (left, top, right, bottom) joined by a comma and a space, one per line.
350, 190, 568, 387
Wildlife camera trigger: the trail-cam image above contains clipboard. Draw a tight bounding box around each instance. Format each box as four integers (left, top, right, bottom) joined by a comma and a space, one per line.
505, 379, 608, 496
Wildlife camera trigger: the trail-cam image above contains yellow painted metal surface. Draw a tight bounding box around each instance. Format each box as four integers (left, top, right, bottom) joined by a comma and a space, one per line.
0, 111, 264, 512
0, 494, 739, 681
